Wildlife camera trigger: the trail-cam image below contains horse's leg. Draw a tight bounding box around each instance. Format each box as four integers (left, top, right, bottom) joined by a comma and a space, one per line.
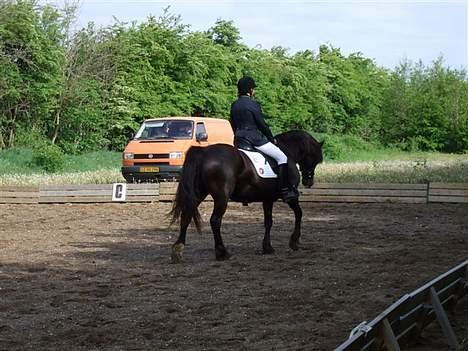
210, 196, 230, 261
288, 198, 302, 251
171, 210, 192, 263
262, 201, 275, 254
171, 193, 207, 263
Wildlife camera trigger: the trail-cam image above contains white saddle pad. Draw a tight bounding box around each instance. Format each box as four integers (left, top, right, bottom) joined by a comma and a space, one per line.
239, 149, 277, 178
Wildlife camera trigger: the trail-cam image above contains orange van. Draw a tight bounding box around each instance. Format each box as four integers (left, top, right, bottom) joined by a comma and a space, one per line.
122, 117, 234, 182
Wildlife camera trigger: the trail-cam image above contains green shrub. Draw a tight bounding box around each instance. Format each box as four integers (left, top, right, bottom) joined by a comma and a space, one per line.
32, 143, 65, 172
15, 127, 49, 148
0, 148, 35, 174
321, 134, 374, 161
321, 135, 342, 160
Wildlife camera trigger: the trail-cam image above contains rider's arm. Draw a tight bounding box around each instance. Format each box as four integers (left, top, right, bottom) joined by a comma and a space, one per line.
229, 105, 236, 132
252, 104, 275, 143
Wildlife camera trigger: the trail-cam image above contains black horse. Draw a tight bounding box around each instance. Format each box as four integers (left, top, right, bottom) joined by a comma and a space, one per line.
170, 130, 323, 262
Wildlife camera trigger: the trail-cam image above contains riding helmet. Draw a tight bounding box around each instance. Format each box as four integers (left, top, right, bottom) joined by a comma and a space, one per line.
237, 76, 256, 95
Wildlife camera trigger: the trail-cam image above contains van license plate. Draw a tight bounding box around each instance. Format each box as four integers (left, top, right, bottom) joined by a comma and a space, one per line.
140, 167, 159, 173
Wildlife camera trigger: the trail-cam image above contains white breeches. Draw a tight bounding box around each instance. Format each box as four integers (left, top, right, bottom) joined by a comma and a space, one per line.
255, 142, 288, 165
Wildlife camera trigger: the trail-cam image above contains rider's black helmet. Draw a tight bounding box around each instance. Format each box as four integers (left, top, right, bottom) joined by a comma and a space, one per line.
237, 76, 256, 95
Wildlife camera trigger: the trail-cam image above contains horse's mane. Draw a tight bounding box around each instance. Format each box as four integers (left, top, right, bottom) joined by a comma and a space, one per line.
276, 130, 323, 164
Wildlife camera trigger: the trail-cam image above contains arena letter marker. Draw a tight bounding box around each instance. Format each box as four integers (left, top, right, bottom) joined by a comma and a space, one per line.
112, 183, 127, 202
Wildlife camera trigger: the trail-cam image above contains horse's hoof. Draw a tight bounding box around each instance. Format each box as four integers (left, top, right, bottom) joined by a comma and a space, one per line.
262, 246, 275, 255
216, 254, 231, 261
171, 243, 185, 263
215, 248, 231, 261
289, 241, 299, 251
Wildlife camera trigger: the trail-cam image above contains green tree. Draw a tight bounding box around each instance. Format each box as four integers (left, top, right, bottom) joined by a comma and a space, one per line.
101, 12, 189, 149
0, 0, 65, 148
1, 5, 466, 154
381, 58, 468, 152
207, 19, 242, 48
54, 22, 116, 153
318, 45, 387, 139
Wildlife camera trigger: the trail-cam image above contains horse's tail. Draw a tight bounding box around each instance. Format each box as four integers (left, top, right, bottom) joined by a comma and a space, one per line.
169, 146, 204, 233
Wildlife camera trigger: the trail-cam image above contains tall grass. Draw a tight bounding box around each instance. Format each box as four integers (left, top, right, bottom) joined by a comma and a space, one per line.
0, 148, 121, 173
0, 169, 125, 186
0, 148, 38, 175
0, 149, 124, 186
316, 159, 468, 184
0, 147, 467, 186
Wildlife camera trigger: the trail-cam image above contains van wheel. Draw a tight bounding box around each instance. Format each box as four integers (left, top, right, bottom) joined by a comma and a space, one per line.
123, 176, 135, 184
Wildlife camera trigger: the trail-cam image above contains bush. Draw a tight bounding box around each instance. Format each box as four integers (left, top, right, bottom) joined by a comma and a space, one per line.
32, 143, 65, 172
321, 135, 342, 160
321, 134, 375, 161
15, 127, 49, 148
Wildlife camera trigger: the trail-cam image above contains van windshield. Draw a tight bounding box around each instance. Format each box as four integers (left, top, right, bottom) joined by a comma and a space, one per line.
135, 120, 194, 140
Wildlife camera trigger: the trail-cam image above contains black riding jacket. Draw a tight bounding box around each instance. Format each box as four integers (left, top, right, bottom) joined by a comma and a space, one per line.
229, 95, 275, 146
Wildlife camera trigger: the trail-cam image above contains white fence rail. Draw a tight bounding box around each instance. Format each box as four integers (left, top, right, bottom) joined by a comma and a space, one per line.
335, 260, 468, 351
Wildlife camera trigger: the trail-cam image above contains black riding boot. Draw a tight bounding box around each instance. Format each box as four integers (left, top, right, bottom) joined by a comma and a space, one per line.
278, 164, 298, 203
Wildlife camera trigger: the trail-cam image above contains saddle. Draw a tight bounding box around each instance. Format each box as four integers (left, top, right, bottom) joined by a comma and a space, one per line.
235, 138, 278, 178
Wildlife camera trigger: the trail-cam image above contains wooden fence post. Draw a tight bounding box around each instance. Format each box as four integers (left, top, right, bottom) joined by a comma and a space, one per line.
378, 318, 401, 351
429, 287, 460, 350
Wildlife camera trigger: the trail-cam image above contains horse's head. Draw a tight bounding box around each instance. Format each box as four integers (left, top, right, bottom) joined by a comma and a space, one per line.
297, 136, 323, 188
276, 130, 323, 188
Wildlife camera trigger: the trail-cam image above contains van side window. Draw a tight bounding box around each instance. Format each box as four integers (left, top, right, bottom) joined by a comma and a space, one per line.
196, 123, 206, 136
196, 122, 208, 142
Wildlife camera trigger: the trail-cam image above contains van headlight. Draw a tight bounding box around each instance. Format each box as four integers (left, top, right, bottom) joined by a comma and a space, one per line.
123, 152, 134, 160
169, 151, 184, 159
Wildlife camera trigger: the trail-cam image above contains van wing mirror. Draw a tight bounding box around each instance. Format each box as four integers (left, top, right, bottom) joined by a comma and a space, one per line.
196, 132, 208, 142
128, 132, 135, 140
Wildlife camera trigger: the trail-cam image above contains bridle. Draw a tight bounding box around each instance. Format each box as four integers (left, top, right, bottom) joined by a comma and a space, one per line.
301, 168, 315, 181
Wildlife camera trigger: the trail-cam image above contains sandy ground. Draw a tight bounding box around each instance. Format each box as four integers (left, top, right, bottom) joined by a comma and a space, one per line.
0, 201, 467, 351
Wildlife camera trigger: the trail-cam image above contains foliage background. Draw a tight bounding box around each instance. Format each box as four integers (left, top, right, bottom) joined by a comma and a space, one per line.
1, 1, 467, 157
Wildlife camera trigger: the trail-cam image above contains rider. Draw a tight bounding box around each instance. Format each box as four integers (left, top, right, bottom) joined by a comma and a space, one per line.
229, 76, 298, 203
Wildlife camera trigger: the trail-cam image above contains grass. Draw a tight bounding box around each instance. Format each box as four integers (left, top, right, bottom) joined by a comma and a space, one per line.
0, 148, 124, 186
316, 158, 468, 184
317, 145, 468, 183
0, 147, 122, 174
0, 147, 467, 186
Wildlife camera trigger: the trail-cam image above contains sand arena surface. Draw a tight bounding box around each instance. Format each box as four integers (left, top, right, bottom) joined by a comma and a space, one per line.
0, 202, 467, 350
